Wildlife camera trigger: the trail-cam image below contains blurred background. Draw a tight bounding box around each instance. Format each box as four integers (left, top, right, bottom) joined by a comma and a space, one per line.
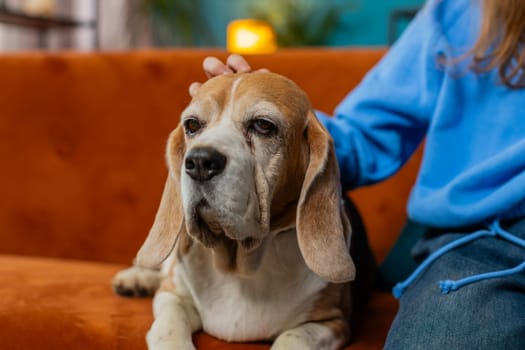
0, 0, 424, 52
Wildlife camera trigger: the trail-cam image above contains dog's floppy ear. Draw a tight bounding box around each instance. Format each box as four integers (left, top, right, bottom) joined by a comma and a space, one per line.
135, 126, 187, 269
296, 112, 356, 283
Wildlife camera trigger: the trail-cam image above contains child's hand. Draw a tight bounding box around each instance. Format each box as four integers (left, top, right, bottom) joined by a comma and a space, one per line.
189, 54, 268, 96
204, 54, 252, 77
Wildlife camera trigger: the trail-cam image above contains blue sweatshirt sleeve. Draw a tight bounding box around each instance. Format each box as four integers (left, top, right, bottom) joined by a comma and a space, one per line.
318, 1, 443, 190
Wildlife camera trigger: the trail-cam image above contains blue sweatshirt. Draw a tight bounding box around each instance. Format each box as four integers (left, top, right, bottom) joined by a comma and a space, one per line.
318, 0, 525, 228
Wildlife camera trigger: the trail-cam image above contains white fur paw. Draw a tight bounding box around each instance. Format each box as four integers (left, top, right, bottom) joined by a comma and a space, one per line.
271, 324, 340, 350
148, 340, 195, 350
271, 333, 313, 350
147, 330, 196, 350
112, 265, 161, 297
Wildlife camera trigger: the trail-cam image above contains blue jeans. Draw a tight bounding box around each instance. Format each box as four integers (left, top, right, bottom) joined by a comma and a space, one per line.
384, 217, 525, 349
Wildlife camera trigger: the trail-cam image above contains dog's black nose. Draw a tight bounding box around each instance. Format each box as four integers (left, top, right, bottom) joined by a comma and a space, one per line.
185, 147, 227, 181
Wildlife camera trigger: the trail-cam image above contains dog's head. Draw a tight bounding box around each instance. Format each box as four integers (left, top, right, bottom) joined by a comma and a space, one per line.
135, 72, 355, 283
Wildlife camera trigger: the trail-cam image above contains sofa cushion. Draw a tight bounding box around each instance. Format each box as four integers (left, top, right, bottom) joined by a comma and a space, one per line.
0, 255, 152, 350
0, 255, 397, 349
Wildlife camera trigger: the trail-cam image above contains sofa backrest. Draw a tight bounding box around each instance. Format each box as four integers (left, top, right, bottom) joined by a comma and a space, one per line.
0, 49, 420, 264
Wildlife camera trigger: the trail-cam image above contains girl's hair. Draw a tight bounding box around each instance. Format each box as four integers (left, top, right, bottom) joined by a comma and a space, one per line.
470, 0, 525, 88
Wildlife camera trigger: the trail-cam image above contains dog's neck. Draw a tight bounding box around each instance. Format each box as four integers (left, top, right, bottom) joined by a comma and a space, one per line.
209, 235, 269, 276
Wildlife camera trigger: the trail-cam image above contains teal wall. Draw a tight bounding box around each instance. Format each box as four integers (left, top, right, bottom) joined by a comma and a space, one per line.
186, 0, 425, 47
328, 0, 424, 45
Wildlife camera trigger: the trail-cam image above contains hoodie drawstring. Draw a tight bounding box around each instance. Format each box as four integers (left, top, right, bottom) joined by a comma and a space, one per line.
393, 219, 525, 299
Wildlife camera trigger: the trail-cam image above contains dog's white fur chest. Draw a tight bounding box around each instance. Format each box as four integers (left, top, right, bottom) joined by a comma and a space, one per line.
172, 230, 328, 342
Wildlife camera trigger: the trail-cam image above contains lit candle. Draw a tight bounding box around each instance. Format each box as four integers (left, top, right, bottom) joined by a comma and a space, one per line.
227, 19, 277, 54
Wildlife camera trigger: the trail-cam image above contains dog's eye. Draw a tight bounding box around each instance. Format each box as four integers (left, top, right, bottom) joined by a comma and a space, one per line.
250, 118, 277, 136
184, 118, 202, 135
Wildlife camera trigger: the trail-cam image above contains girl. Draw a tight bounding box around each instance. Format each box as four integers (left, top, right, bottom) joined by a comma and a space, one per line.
198, 0, 525, 348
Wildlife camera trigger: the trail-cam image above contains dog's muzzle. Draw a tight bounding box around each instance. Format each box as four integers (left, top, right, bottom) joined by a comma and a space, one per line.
192, 200, 262, 251
182, 144, 265, 259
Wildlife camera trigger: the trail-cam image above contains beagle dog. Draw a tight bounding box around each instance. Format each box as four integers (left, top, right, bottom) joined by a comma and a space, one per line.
113, 72, 359, 350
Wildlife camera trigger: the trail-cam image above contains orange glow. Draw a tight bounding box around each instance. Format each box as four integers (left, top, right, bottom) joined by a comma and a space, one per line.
227, 19, 277, 54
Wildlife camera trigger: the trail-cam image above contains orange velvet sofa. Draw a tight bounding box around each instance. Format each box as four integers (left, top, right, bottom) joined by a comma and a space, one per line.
0, 48, 421, 349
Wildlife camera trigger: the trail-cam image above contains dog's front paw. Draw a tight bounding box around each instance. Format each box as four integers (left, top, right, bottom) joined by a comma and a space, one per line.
111, 265, 161, 297
148, 339, 196, 350
147, 340, 196, 350
147, 329, 196, 350
271, 323, 345, 350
